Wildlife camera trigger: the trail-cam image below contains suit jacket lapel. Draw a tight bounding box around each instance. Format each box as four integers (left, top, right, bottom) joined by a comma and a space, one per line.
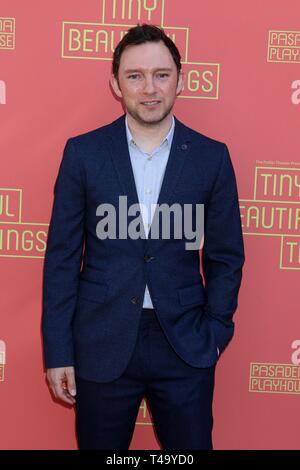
156, 117, 191, 207
107, 115, 140, 210
147, 117, 192, 247
107, 115, 146, 249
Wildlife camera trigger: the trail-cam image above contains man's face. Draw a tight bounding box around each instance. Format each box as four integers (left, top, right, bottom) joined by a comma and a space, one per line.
111, 41, 183, 126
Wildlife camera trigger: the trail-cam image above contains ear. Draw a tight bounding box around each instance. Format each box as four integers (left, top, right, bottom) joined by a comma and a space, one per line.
110, 74, 123, 99
176, 70, 184, 95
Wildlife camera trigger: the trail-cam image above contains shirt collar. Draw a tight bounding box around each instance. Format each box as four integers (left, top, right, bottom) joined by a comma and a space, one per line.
125, 114, 175, 150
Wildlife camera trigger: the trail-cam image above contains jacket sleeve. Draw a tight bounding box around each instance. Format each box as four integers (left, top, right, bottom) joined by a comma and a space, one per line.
202, 143, 245, 353
42, 138, 86, 368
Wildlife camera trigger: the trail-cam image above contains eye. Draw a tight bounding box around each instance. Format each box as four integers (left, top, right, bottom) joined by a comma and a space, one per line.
157, 73, 170, 78
128, 74, 140, 80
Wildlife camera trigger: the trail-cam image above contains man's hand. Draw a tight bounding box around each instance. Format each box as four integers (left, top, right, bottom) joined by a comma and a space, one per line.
46, 367, 77, 405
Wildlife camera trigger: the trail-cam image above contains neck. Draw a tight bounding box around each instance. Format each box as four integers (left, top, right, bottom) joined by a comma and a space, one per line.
126, 113, 173, 153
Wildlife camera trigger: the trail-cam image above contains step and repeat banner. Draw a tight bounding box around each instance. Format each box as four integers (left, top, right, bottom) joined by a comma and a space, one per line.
1, 0, 299, 450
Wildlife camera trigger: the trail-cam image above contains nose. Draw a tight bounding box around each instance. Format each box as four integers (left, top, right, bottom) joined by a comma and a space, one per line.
143, 76, 156, 94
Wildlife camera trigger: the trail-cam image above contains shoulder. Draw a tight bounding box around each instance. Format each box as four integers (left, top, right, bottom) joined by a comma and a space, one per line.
175, 117, 226, 151
174, 117, 229, 173
66, 115, 124, 152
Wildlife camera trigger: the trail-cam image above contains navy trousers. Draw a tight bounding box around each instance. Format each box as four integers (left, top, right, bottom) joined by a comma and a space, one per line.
75, 308, 216, 450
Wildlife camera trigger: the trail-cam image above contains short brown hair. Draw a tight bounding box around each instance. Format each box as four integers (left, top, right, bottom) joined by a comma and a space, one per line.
112, 24, 182, 78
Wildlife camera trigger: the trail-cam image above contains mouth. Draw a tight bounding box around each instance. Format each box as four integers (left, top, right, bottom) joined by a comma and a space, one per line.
140, 100, 161, 106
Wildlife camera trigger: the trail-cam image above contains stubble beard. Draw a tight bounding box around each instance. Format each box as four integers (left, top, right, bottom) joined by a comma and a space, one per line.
126, 101, 175, 128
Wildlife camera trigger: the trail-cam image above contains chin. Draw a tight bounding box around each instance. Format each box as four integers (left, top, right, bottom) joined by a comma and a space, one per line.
127, 106, 172, 126
140, 112, 170, 125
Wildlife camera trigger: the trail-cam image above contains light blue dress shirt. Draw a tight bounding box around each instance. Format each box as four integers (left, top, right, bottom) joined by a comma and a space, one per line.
125, 114, 175, 308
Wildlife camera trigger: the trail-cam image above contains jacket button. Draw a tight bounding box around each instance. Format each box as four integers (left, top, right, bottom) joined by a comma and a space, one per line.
131, 296, 140, 304
181, 144, 188, 150
144, 255, 154, 262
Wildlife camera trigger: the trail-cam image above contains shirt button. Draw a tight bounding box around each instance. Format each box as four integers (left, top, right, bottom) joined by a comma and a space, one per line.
145, 189, 152, 195
147, 156, 152, 161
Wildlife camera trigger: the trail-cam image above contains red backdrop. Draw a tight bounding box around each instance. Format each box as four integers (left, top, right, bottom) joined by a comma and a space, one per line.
1, 0, 300, 450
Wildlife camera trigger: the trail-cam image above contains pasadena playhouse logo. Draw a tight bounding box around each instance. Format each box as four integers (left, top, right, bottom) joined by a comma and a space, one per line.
0, 340, 5, 382
267, 30, 300, 63
0, 188, 47, 258
240, 165, 300, 270
0, 17, 15, 50
61, 0, 220, 100
250, 341, 300, 395
249, 363, 300, 395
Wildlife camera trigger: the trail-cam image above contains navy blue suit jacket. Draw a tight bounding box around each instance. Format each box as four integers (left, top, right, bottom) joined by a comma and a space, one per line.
42, 115, 245, 382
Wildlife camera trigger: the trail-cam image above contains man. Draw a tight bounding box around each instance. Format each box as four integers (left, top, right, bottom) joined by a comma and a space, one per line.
42, 24, 245, 450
